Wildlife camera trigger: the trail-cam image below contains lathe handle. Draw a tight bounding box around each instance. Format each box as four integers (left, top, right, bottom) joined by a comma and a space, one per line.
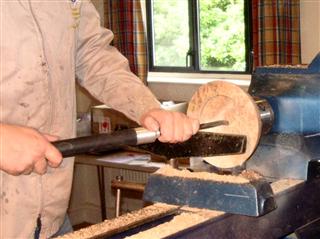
52, 128, 160, 158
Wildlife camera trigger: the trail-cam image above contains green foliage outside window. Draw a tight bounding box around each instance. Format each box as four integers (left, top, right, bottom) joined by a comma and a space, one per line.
153, 0, 189, 67
152, 0, 246, 71
199, 0, 245, 71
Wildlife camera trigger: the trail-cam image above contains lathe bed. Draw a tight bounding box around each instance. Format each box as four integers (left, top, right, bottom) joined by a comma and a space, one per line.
58, 177, 319, 239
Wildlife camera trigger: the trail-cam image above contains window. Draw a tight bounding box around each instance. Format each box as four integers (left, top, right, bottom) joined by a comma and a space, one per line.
146, 0, 251, 73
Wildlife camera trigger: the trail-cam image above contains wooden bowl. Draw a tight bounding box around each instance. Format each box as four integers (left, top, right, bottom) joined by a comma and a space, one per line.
187, 81, 261, 168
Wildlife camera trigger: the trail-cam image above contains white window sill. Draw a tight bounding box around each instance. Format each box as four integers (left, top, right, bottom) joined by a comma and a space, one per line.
147, 72, 252, 102
147, 72, 251, 85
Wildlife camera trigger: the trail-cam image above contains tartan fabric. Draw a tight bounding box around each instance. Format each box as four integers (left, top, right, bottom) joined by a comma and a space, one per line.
133, 0, 148, 83
104, 0, 148, 83
252, 0, 301, 67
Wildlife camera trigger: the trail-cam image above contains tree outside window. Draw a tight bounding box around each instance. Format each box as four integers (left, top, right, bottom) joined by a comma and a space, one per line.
147, 0, 250, 73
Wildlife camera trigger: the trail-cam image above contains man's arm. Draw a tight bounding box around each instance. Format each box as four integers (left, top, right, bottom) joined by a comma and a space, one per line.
75, 2, 199, 142
75, 2, 160, 122
0, 123, 62, 175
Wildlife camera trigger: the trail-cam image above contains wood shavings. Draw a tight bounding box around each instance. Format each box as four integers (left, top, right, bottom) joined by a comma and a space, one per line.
56, 203, 178, 239
125, 213, 200, 238
240, 170, 263, 181
263, 64, 308, 68
154, 165, 250, 184
271, 179, 303, 194
180, 206, 225, 217
125, 208, 223, 239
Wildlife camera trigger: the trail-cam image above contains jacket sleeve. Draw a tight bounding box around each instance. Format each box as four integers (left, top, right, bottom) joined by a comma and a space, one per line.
75, 1, 161, 123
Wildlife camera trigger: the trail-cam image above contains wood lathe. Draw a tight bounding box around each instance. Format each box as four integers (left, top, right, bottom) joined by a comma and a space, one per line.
57, 54, 320, 239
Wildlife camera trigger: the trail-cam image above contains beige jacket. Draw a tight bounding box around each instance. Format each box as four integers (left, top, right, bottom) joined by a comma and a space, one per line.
0, 0, 160, 238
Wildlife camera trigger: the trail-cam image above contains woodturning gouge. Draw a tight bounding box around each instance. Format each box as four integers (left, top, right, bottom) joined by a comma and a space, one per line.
52, 120, 245, 158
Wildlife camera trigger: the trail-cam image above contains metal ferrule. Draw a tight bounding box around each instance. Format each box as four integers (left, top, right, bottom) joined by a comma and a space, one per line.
135, 127, 161, 145
254, 97, 274, 135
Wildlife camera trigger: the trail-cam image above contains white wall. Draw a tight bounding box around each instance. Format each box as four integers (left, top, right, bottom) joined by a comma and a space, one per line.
300, 0, 320, 64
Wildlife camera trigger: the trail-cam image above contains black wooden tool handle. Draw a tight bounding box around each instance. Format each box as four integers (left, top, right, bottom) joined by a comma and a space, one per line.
52, 129, 138, 157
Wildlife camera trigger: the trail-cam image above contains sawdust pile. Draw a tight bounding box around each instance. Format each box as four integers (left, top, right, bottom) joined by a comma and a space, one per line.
125, 208, 223, 239
56, 203, 178, 239
240, 170, 262, 181
154, 165, 250, 184
271, 179, 303, 194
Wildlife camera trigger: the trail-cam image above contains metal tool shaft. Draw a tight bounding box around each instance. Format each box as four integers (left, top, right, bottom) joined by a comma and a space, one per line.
53, 120, 228, 157
199, 120, 229, 129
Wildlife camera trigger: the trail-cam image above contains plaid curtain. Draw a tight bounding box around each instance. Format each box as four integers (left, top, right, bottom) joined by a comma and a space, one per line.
104, 0, 148, 83
252, 0, 301, 67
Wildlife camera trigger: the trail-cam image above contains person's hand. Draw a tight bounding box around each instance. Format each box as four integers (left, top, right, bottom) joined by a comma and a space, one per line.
140, 108, 199, 143
0, 123, 63, 175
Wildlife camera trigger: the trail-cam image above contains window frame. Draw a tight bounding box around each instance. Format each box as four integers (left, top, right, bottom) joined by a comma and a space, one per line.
146, 0, 253, 74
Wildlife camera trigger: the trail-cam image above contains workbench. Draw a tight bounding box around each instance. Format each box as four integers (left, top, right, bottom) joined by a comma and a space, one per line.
74, 152, 161, 220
